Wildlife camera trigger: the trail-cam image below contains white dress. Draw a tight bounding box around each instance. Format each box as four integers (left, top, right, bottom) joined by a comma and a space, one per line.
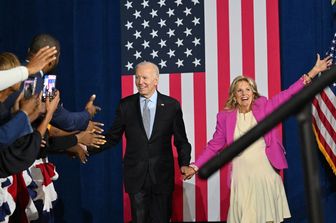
227, 111, 291, 223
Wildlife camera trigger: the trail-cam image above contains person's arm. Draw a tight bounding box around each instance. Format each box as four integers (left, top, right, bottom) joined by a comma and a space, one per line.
265, 54, 332, 111
0, 67, 28, 91
193, 112, 227, 169
0, 46, 57, 91
50, 106, 91, 131
0, 111, 33, 146
37, 91, 60, 137
50, 94, 101, 131
0, 130, 41, 178
88, 102, 125, 153
172, 102, 191, 167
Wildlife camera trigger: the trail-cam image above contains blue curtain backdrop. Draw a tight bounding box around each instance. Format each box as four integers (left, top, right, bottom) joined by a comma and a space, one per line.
0, 0, 336, 222
280, 1, 336, 223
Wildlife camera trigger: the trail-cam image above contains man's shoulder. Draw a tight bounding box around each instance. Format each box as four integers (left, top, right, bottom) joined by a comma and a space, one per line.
157, 92, 179, 104
120, 93, 138, 103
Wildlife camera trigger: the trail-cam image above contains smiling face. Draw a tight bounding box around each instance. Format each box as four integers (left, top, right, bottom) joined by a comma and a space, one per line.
234, 80, 254, 113
135, 63, 159, 98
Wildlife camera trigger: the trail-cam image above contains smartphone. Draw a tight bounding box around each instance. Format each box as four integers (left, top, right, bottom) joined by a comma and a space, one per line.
42, 75, 57, 101
23, 77, 37, 99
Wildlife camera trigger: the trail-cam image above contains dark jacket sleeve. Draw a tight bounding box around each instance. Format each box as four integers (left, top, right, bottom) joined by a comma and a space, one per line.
45, 134, 78, 153
172, 101, 191, 167
89, 102, 125, 153
0, 130, 41, 178
50, 105, 90, 132
0, 111, 33, 147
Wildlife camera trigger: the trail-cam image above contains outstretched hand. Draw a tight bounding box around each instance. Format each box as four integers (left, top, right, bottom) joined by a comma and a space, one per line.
86, 121, 104, 134
310, 54, 333, 78
67, 144, 89, 164
85, 94, 101, 118
76, 130, 106, 148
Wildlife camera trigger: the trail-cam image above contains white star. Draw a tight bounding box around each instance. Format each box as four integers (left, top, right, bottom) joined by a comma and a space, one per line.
125, 1, 133, 9
175, 0, 183, 6
133, 10, 141, 19
133, 30, 142, 39
159, 60, 167, 68
184, 48, 192, 57
176, 59, 184, 68
141, 40, 150, 49
125, 21, 133, 30
150, 29, 158, 38
192, 37, 201, 46
191, 0, 200, 5
158, 0, 166, 7
158, 39, 167, 48
192, 58, 201, 67
141, 20, 150, 29
158, 19, 166, 27
125, 61, 133, 70
166, 8, 175, 17
183, 7, 192, 16
133, 51, 142, 59
150, 9, 158, 18
141, 0, 149, 8
175, 18, 183, 27
184, 28, 192, 36
167, 49, 175, 58
167, 29, 175, 37
192, 17, 200, 26
175, 38, 184, 47
125, 41, 133, 50
150, 50, 159, 59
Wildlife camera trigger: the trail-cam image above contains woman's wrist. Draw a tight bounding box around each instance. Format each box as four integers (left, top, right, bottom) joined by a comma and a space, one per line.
189, 164, 199, 173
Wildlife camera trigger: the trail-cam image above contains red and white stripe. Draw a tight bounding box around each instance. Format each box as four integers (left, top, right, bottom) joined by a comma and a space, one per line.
29, 158, 59, 213
312, 87, 336, 173
121, 0, 281, 221
0, 177, 15, 223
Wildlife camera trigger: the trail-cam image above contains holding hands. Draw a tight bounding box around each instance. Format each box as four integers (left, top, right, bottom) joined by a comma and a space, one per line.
181, 165, 198, 181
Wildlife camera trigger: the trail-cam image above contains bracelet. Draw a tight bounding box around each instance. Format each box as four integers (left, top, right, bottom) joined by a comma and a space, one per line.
189, 164, 199, 173
305, 74, 312, 81
302, 74, 312, 86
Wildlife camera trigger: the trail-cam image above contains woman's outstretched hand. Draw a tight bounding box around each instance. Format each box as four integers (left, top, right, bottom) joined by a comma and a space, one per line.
309, 54, 333, 78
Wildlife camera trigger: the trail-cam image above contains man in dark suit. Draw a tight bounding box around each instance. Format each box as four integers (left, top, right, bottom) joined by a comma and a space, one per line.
102, 61, 191, 222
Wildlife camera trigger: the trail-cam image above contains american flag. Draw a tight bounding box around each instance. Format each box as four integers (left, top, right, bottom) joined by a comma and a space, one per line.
120, 0, 281, 221
312, 32, 336, 175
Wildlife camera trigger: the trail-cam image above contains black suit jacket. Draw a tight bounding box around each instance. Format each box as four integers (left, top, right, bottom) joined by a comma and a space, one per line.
103, 92, 191, 193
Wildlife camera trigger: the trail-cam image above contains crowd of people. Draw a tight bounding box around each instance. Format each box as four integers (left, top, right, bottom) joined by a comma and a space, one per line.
0, 32, 333, 223
0, 34, 106, 222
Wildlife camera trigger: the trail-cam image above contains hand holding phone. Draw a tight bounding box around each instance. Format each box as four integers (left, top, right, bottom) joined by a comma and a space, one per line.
23, 77, 37, 99
42, 75, 57, 101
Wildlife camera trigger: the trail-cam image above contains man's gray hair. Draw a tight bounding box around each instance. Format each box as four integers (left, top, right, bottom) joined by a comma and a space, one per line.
135, 61, 160, 77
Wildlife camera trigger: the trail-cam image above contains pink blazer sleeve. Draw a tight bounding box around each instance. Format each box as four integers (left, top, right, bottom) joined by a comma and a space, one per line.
194, 112, 227, 168
264, 79, 305, 113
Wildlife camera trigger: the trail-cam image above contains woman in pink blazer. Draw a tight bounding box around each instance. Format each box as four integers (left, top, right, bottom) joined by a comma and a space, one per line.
184, 55, 332, 223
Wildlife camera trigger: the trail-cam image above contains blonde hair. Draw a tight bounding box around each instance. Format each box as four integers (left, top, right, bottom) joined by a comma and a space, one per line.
224, 75, 260, 110
0, 52, 20, 71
